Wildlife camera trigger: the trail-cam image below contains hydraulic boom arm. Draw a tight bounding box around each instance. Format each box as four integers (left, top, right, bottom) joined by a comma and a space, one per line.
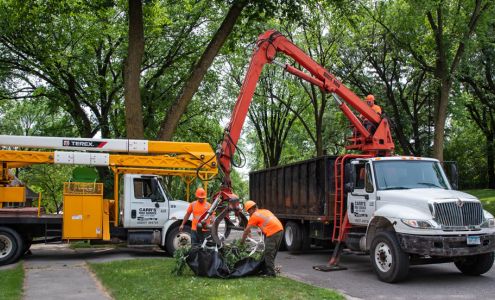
217, 30, 394, 195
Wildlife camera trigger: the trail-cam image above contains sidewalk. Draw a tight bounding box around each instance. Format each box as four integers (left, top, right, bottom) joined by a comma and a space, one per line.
23, 244, 111, 300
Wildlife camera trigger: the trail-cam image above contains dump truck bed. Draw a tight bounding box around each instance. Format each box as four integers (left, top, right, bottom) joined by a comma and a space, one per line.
249, 156, 337, 221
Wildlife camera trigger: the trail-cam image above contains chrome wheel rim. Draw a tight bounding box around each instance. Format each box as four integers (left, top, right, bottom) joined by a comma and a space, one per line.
173, 232, 191, 250
375, 242, 393, 273
285, 226, 293, 247
0, 234, 13, 259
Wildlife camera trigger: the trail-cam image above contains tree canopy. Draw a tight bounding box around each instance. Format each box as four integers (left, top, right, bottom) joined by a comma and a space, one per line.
1, 0, 494, 204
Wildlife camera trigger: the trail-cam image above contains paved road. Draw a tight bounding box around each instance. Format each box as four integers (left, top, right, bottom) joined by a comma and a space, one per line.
16, 244, 495, 300
277, 249, 495, 300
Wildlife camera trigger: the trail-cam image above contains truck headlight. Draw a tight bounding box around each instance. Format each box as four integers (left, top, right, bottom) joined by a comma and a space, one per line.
481, 218, 495, 228
401, 219, 434, 229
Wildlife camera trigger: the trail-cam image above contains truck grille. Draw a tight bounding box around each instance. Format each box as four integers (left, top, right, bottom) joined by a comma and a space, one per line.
433, 201, 484, 229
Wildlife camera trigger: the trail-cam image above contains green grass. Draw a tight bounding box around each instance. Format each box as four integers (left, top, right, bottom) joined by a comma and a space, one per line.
89, 259, 343, 300
464, 189, 495, 215
0, 263, 24, 300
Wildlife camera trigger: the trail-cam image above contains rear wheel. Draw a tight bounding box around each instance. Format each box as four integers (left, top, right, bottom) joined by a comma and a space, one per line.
165, 225, 191, 255
284, 221, 303, 253
0, 227, 24, 266
455, 252, 494, 276
370, 231, 409, 283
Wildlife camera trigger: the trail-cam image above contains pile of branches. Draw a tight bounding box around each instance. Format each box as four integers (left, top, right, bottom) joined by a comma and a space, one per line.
171, 246, 191, 276
222, 239, 263, 270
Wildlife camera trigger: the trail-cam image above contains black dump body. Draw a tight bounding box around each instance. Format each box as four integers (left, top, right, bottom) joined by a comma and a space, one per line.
249, 156, 337, 221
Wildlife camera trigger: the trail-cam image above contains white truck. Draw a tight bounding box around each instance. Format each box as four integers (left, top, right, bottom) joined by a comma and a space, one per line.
0, 135, 218, 266
250, 155, 495, 282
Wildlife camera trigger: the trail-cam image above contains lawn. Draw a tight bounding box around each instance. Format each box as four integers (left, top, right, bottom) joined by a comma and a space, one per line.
464, 189, 495, 215
0, 263, 24, 300
89, 259, 343, 300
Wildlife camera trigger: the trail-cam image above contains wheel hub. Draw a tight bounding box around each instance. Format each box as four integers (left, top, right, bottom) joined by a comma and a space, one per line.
285, 227, 293, 246
174, 232, 191, 250
375, 242, 392, 273
0, 235, 13, 258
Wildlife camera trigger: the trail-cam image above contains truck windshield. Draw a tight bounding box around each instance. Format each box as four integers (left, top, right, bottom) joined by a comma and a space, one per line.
373, 160, 449, 190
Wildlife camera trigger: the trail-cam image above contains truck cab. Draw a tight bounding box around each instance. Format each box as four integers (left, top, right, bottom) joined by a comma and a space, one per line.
119, 174, 191, 253
347, 157, 495, 282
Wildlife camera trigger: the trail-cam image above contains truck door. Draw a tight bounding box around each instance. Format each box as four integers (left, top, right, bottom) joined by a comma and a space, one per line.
129, 176, 169, 228
348, 162, 376, 225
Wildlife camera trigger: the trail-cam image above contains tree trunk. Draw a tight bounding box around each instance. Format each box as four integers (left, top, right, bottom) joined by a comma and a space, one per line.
158, 0, 247, 140
432, 81, 451, 161
123, 0, 144, 139
428, 1, 487, 160
487, 133, 495, 188
315, 124, 323, 156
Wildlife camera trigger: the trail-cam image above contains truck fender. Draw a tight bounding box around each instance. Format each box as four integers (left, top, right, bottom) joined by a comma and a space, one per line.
365, 216, 395, 251
161, 220, 181, 246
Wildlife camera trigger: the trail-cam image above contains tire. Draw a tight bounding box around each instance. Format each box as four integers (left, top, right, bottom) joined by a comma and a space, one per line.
284, 221, 303, 253
0, 227, 24, 266
454, 252, 494, 276
278, 233, 287, 251
370, 231, 409, 283
165, 225, 191, 255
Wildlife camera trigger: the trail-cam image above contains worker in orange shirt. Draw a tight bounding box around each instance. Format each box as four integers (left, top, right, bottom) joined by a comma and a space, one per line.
362, 94, 382, 134
241, 200, 283, 277
179, 187, 212, 246
365, 94, 382, 115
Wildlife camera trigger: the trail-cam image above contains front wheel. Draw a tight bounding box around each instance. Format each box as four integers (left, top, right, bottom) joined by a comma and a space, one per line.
455, 252, 494, 276
0, 227, 24, 266
165, 225, 191, 255
370, 231, 409, 283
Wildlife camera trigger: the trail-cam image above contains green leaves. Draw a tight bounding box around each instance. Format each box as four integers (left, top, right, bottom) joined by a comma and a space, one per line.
221, 239, 263, 270
171, 246, 191, 276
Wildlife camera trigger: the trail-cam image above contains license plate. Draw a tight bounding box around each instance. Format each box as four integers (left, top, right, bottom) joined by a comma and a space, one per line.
467, 236, 481, 245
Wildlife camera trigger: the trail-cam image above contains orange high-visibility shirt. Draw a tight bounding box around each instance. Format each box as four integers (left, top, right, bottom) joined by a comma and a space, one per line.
187, 200, 211, 231
372, 104, 382, 115
247, 209, 283, 237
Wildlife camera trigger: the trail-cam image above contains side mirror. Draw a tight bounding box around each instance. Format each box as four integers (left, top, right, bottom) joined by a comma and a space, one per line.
450, 163, 459, 190
344, 162, 356, 193
344, 182, 354, 193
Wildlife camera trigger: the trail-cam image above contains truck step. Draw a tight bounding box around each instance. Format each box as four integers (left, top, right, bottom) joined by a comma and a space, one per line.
44, 238, 63, 244
44, 224, 63, 243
